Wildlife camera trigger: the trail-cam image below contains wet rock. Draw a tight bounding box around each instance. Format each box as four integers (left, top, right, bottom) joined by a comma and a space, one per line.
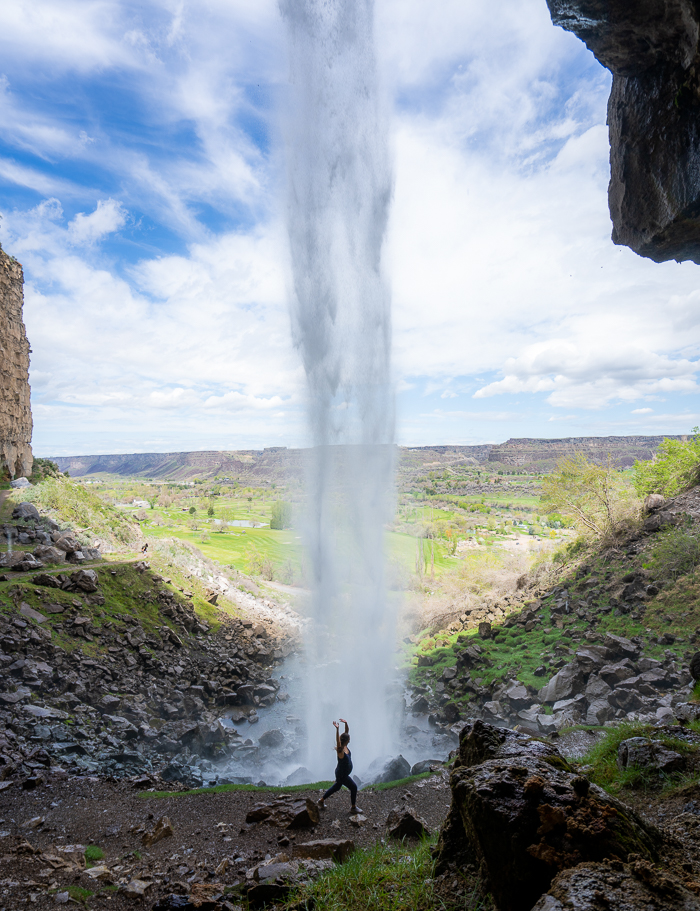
455, 720, 570, 771
617, 737, 684, 773
258, 729, 284, 748
142, 815, 174, 846
121, 879, 153, 898
386, 806, 431, 839
367, 754, 411, 784
410, 758, 444, 775
531, 859, 700, 911
690, 652, 700, 681
676, 703, 700, 723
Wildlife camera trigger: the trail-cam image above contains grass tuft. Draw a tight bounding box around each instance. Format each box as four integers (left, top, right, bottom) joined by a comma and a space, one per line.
84, 845, 105, 865
141, 781, 335, 799
285, 835, 488, 911
579, 722, 699, 794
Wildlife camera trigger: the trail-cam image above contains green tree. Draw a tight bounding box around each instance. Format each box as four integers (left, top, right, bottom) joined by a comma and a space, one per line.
207, 505, 215, 517
189, 505, 196, 515
270, 500, 293, 530
541, 453, 639, 542
633, 428, 700, 498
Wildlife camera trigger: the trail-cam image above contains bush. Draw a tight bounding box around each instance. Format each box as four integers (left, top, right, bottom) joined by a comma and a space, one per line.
634, 428, 700, 498
648, 524, 700, 582
270, 500, 292, 530
29, 457, 60, 483
541, 453, 640, 543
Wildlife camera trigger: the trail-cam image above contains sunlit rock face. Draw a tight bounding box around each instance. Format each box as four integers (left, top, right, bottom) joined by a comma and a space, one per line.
0, 246, 33, 478
548, 0, 700, 264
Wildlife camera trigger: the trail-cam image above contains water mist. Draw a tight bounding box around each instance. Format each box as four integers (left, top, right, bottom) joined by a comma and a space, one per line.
279, 0, 396, 778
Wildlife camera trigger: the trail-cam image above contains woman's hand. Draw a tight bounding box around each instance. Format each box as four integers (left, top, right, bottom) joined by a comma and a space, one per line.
339, 717, 347, 724
333, 721, 339, 729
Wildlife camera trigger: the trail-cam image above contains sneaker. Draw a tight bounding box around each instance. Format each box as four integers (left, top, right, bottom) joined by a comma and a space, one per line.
317, 799, 326, 809
350, 806, 363, 815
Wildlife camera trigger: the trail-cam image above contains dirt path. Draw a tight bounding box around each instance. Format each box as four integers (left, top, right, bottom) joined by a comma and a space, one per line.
0, 772, 452, 909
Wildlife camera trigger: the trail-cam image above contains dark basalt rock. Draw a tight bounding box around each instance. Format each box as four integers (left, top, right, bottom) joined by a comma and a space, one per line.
436, 722, 663, 911
547, 0, 700, 264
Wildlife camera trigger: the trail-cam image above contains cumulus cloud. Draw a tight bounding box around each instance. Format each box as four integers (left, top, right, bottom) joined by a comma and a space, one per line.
1, 0, 699, 452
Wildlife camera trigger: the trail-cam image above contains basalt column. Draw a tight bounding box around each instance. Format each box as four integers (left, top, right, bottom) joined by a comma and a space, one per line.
0, 245, 33, 479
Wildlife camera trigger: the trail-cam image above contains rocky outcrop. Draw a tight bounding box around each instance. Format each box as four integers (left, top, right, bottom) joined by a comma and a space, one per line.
547, 0, 700, 264
436, 721, 674, 911
0, 246, 32, 478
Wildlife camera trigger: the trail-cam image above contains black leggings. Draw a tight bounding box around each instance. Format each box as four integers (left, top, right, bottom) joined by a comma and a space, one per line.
323, 775, 357, 805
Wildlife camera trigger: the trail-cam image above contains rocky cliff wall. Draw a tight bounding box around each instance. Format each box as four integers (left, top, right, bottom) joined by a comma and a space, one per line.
0, 246, 33, 479
488, 434, 686, 467
547, 0, 700, 264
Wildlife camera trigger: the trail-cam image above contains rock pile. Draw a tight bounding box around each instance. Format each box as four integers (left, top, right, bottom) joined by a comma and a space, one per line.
0, 509, 300, 789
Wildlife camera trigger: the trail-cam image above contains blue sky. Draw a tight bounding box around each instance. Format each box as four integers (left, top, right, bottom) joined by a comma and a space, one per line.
1, 0, 698, 457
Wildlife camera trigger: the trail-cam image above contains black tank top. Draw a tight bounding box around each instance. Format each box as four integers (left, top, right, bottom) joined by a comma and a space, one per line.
336, 748, 352, 777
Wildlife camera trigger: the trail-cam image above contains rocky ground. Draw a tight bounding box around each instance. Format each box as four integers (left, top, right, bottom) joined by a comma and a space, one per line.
0, 769, 452, 909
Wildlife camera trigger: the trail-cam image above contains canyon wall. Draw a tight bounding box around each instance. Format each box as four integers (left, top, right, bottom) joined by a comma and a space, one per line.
548, 0, 700, 264
0, 246, 32, 479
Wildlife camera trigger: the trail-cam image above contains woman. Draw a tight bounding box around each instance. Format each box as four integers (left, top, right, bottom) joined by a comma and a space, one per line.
318, 717, 362, 814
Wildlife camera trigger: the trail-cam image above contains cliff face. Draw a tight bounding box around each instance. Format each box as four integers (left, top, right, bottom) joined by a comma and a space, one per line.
488, 434, 686, 467
0, 247, 33, 479
547, 0, 700, 264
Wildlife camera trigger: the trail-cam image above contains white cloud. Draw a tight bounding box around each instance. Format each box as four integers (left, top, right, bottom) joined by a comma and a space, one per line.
68, 199, 126, 245
632, 408, 653, 414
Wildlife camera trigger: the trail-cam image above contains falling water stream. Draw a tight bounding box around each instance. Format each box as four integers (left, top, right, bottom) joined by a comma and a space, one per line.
279, 0, 398, 779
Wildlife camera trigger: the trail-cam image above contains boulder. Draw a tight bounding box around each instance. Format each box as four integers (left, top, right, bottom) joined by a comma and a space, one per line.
410, 758, 443, 775
11, 478, 31, 489
436, 722, 661, 911
617, 737, 684, 773
259, 729, 285, 748
291, 838, 354, 862
367, 754, 411, 784
386, 807, 431, 839
690, 652, 700, 681
505, 683, 531, 709
531, 859, 700, 911
598, 660, 637, 686
675, 703, 700, 723
584, 675, 612, 701
33, 546, 65, 564
70, 569, 99, 592
31, 573, 61, 589
644, 493, 666, 511
539, 662, 585, 704
12, 502, 40, 520
246, 796, 320, 828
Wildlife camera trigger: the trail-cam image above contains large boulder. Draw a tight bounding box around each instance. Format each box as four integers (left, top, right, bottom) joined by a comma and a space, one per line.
367, 754, 411, 784
33, 545, 66, 564
436, 722, 662, 911
539, 662, 585, 704
12, 502, 40, 520
617, 737, 684, 773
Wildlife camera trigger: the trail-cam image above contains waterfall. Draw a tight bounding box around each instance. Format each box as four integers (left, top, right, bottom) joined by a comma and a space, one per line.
279, 0, 396, 777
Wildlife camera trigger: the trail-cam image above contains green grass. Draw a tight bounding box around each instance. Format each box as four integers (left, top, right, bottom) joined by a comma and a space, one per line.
141, 780, 335, 799
364, 772, 433, 792
84, 845, 104, 865
578, 722, 700, 794
67, 886, 93, 904
285, 835, 488, 911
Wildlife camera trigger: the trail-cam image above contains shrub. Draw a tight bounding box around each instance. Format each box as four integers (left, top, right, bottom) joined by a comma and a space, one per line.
541, 453, 640, 543
648, 524, 700, 582
634, 428, 700, 498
